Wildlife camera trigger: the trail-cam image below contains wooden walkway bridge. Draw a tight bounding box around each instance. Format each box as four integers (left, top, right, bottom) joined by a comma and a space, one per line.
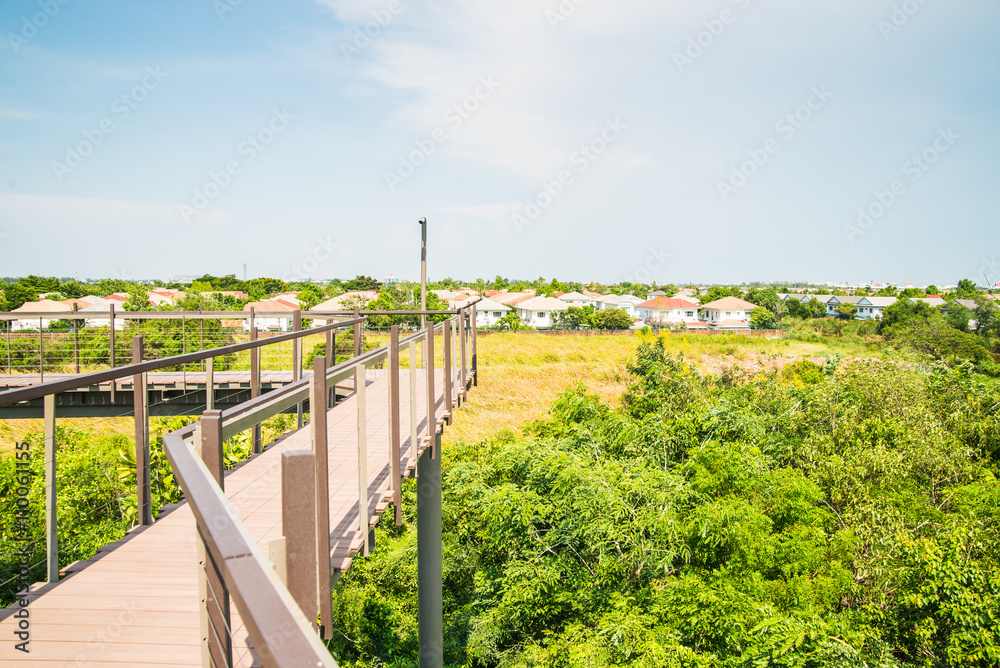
0, 306, 480, 667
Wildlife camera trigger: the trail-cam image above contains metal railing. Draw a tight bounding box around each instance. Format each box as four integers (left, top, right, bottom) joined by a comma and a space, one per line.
0, 300, 480, 667
163, 302, 479, 666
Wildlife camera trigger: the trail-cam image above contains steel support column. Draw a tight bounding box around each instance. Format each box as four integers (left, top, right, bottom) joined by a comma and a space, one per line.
417, 438, 443, 668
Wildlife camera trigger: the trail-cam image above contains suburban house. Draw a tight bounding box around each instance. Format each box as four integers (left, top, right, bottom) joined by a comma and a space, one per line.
311, 291, 378, 312
147, 289, 186, 307
636, 297, 703, 328
493, 293, 535, 307
855, 296, 896, 320
595, 294, 644, 317
515, 296, 568, 329
79, 297, 127, 330
698, 297, 758, 330
826, 295, 864, 316
244, 298, 300, 331
10, 299, 73, 331
472, 298, 512, 327
558, 291, 596, 308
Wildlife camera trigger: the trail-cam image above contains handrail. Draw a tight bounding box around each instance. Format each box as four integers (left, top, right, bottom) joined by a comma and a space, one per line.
0, 308, 470, 321
162, 430, 337, 668
0, 317, 363, 406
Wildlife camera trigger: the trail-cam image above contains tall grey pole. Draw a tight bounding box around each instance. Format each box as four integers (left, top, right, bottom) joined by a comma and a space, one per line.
420, 218, 427, 328
417, 436, 443, 668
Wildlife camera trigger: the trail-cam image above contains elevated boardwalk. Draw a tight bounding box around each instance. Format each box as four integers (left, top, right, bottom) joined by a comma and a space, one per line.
0, 368, 454, 666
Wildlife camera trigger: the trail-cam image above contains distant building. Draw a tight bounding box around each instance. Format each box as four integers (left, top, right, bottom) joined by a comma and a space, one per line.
698, 296, 757, 330
515, 297, 569, 329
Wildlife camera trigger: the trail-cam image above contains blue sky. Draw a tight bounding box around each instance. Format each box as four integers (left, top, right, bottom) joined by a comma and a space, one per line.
0, 0, 997, 286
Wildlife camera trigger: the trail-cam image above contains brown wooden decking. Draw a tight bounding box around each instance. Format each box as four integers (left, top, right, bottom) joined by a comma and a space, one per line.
0, 368, 456, 666
0, 371, 298, 392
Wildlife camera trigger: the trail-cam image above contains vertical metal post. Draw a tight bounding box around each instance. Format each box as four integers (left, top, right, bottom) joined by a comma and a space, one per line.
311, 356, 332, 637
282, 450, 319, 630
250, 322, 261, 454
409, 340, 418, 465
132, 336, 152, 526
471, 303, 478, 386
355, 363, 369, 555
425, 322, 436, 458
181, 316, 187, 392
353, 307, 362, 359
206, 355, 214, 412
442, 322, 452, 422
200, 311, 205, 371
198, 410, 231, 667
327, 328, 336, 408
460, 308, 468, 396
5, 323, 11, 375
417, 439, 443, 668
72, 304, 80, 374
293, 310, 303, 429
38, 318, 43, 382
109, 305, 116, 403
389, 326, 401, 525
419, 217, 428, 329
44, 394, 58, 583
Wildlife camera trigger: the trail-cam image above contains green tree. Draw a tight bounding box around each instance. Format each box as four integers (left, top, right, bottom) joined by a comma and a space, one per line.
973, 297, 999, 335
495, 312, 522, 331
123, 285, 150, 311
344, 275, 381, 292
0, 284, 39, 311
784, 299, 810, 319
590, 308, 633, 330
945, 303, 973, 333
807, 297, 827, 319
700, 286, 744, 305
750, 306, 779, 329
954, 279, 981, 300
837, 303, 858, 320
552, 306, 593, 330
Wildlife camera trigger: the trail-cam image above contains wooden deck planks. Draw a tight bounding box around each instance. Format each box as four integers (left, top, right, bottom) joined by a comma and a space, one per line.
0, 368, 456, 666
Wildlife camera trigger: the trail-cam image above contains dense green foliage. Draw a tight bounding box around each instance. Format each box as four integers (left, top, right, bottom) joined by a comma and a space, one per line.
330, 340, 1000, 667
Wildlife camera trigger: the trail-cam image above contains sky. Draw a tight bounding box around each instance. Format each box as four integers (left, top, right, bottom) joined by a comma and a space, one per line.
0, 0, 998, 286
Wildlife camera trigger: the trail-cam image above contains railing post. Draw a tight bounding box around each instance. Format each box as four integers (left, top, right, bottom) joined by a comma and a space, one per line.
132, 335, 152, 526
471, 303, 478, 386
282, 450, 319, 631
443, 321, 452, 423
72, 304, 80, 374
311, 356, 332, 637
250, 322, 261, 454
355, 363, 369, 555
199, 310, 205, 371
389, 325, 402, 525
417, 437, 443, 668
353, 307, 362, 359
293, 309, 303, 429
109, 305, 116, 402
326, 323, 335, 408
44, 394, 58, 583
199, 410, 232, 667
409, 340, 418, 465
38, 317, 43, 382
460, 308, 468, 398
425, 321, 436, 459
206, 355, 214, 412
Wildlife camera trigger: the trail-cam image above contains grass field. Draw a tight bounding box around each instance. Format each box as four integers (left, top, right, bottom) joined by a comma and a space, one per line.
0, 330, 888, 452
